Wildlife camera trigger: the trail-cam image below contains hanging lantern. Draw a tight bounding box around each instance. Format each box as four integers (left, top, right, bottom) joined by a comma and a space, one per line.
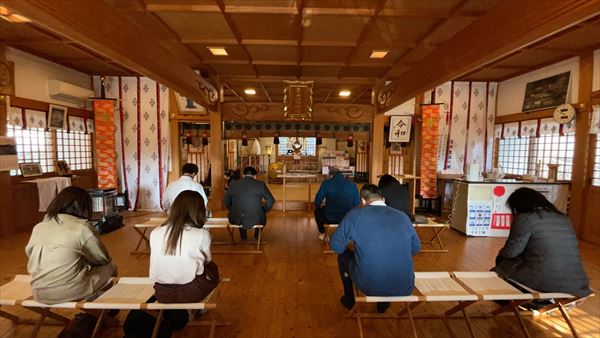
242, 133, 248, 146
347, 134, 354, 148
202, 132, 208, 146
273, 132, 280, 145
316, 133, 322, 145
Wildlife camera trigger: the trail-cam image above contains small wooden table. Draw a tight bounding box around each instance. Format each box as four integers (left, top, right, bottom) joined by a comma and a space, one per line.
277, 173, 317, 212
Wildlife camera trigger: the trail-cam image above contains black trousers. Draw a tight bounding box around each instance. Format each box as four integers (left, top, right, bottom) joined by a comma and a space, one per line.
314, 207, 340, 234
338, 249, 356, 301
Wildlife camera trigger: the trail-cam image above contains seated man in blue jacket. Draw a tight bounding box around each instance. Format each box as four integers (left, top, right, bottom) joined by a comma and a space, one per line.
330, 184, 421, 313
314, 167, 360, 240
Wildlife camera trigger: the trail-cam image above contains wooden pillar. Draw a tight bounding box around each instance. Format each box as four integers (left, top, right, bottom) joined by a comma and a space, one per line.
569, 51, 594, 237
208, 108, 224, 211
167, 91, 180, 185
0, 43, 13, 236
370, 112, 386, 184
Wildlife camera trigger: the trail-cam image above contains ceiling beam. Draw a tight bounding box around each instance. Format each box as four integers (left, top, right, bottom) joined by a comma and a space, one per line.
352, 86, 372, 104
3, 0, 211, 105
215, 0, 258, 77
260, 83, 272, 103
296, 0, 305, 78
222, 76, 375, 85
382, 0, 467, 79
378, 0, 600, 112
324, 85, 335, 103
337, 0, 387, 79
223, 82, 245, 102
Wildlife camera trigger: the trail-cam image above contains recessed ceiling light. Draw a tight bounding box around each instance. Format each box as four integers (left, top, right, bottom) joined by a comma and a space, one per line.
369, 50, 389, 59
207, 47, 228, 56
339, 90, 351, 97
244, 88, 256, 95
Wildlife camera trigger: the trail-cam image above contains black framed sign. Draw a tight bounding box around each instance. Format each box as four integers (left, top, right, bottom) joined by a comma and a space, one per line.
522, 71, 570, 112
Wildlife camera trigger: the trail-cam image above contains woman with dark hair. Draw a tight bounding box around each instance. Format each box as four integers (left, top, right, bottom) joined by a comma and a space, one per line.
149, 190, 219, 303
494, 187, 591, 297
26, 186, 116, 304
378, 174, 414, 221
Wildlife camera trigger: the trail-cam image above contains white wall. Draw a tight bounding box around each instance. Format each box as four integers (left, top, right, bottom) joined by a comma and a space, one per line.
496, 57, 580, 116
6, 47, 92, 108
593, 49, 600, 92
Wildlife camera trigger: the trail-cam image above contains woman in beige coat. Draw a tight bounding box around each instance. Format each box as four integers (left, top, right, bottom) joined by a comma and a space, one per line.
26, 186, 117, 304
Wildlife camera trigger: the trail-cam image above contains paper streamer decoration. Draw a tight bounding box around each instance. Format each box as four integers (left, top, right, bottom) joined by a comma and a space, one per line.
93, 99, 118, 189
591, 105, 600, 134
420, 105, 439, 198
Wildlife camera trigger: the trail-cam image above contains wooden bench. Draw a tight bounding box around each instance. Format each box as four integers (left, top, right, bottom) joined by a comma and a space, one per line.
0, 275, 229, 338
322, 218, 449, 253
132, 217, 265, 254
347, 271, 586, 338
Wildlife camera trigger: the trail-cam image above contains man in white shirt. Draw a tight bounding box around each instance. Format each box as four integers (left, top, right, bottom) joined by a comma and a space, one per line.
163, 163, 208, 210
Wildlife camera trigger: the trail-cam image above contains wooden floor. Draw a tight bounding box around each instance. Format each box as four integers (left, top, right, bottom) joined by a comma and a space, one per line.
1, 210, 599, 338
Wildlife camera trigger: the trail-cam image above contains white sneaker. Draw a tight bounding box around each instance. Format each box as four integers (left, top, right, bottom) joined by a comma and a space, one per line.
318, 233, 326, 241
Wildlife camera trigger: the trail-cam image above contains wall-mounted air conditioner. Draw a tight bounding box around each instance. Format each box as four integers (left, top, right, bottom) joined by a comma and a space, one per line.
48, 79, 94, 101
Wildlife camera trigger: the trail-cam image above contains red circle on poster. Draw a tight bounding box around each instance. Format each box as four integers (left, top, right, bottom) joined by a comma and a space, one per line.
493, 186, 505, 197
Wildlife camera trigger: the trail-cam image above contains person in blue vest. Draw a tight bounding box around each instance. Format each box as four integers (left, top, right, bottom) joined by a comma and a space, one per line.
314, 167, 360, 240
330, 184, 420, 313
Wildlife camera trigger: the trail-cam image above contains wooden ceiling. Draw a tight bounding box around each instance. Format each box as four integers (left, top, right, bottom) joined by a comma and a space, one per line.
2, 0, 600, 105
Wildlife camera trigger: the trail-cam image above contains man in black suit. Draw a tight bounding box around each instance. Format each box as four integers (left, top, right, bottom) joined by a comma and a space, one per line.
224, 166, 275, 240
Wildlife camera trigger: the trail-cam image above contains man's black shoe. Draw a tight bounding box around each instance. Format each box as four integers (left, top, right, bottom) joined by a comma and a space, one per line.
376, 302, 390, 313
340, 295, 355, 310
239, 229, 248, 240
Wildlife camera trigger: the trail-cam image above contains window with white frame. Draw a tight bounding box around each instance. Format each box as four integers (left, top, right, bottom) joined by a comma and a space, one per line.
497, 137, 531, 175
56, 129, 93, 170
593, 135, 600, 186
6, 123, 94, 176
277, 137, 316, 156
496, 131, 575, 180
7, 124, 54, 175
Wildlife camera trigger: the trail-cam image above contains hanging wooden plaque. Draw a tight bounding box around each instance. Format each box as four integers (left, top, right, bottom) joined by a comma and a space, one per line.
283, 80, 313, 121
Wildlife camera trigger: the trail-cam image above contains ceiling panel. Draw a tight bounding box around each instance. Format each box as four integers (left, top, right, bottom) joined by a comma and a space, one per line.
426, 17, 475, 45
302, 46, 352, 63
398, 47, 435, 63
361, 17, 440, 47
460, 67, 521, 81
381, 0, 461, 16
495, 50, 572, 68
156, 12, 235, 41
230, 13, 297, 40
304, 0, 376, 10
210, 64, 256, 76
245, 45, 298, 62
386, 65, 411, 78
66, 60, 130, 76
459, 0, 500, 14
535, 24, 600, 50
301, 65, 343, 77
303, 16, 368, 43
158, 40, 200, 63
255, 65, 298, 76
342, 66, 388, 77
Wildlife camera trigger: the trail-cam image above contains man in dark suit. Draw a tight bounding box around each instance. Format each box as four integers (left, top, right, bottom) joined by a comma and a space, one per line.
224, 166, 275, 240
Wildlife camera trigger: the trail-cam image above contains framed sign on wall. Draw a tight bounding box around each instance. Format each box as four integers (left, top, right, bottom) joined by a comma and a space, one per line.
389, 115, 412, 143
522, 71, 570, 112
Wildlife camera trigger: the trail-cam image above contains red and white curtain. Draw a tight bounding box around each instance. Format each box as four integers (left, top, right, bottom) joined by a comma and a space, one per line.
93, 76, 170, 211
425, 81, 498, 174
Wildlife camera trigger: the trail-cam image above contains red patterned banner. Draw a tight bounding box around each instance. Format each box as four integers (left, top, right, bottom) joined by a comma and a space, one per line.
420, 105, 440, 198
93, 100, 117, 189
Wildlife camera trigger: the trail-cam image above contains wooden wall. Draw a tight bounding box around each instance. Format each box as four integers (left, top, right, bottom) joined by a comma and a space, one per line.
1, 171, 97, 236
